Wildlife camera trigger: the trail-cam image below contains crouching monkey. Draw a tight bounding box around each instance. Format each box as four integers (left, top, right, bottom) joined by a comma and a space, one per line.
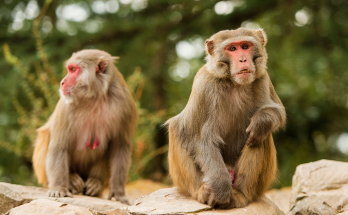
166, 28, 286, 208
32, 49, 137, 204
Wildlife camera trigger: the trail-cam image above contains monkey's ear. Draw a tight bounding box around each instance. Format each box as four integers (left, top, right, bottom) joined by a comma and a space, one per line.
205, 40, 214, 56
97, 59, 108, 73
111, 56, 119, 62
255, 29, 267, 46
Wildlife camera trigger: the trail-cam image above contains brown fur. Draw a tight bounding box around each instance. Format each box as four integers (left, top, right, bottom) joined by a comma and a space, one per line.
32, 49, 137, 204
166, 28, 286, 208
33, 124, 50, 186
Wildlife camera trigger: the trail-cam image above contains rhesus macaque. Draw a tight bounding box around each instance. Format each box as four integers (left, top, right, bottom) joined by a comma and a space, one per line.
32, 49, 137, 204
166, 28, 286, 208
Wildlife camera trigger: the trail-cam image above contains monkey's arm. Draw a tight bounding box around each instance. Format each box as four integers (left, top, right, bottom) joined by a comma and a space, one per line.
45, 101, 72, 197
107, 134, 131, 205
46, 141, 72, 197
194, 137, 233, 206
246, 79, 286, 146
170, 75, 233, 206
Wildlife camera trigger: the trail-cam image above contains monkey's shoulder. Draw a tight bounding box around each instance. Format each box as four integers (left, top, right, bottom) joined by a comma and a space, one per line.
192, 66, 231, 92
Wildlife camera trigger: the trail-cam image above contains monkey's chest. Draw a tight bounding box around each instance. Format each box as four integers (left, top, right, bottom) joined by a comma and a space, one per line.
75, 120, 111, 151
221, 107, 255, 166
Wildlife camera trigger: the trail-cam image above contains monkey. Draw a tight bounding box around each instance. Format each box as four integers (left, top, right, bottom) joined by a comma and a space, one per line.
32, 49, 137, 204
166, 28, 286, 209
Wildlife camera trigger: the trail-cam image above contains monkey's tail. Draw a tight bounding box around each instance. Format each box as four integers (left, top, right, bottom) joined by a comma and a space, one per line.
32, 125, 50, 187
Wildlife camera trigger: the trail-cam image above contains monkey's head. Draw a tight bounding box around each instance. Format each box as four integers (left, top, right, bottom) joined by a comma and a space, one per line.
205, 28, 268, 85
60, 49, 118, 102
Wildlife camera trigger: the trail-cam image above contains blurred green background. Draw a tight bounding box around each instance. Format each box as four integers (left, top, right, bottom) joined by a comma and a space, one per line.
0, 0, 348, 188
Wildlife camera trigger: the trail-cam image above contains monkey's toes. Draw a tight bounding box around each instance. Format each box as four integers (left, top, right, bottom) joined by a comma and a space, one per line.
108, 191, 130, 205
69, 173, 85, 194
85, 177, 103, 196
47, 187, 72, 198
115, 195, 130, 205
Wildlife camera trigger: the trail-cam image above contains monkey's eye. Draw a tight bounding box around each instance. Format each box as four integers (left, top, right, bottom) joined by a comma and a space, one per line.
229, 46, 236, 51
70, 67, 76, 72
242, 44, 249, 49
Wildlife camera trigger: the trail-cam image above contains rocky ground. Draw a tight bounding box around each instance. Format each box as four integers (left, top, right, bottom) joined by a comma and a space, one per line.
1, 160, 348, 215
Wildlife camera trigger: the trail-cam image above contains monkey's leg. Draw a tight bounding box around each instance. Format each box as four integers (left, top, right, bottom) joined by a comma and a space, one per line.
46, 142, 72, 197
233, 135, 277, 208
168, 131, 202, 198
69, 173, 84, 194
85, 158, 108, 197
107, 135, 131, 205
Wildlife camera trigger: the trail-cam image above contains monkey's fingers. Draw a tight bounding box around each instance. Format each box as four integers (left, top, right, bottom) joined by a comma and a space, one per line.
197, 183, 210, 204
246, 133, 256, 146
246, 126, 252, 134
70, 187, 78, 195
69, 173, 85, 193
85, 177, 102, 196
47, 190, 54, 197
207, 192, 217, 207
107, 193, 113, 200
216, 202, 232, 209
85, 187, 99, 196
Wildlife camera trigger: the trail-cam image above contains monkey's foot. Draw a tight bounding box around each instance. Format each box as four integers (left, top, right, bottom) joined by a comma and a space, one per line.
197, 182, 232, 208
69, 173, 85, 194
47, 186, 72, 197
108, 193, 130, 205
85, 177, 103, 196
230, 189, 250, 208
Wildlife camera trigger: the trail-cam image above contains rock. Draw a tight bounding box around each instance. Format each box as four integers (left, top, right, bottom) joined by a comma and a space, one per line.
125, 179, 171, 204
6, 199, 106, 215
128, 187, 284, 215
0, 182, 128, 214
101, 179, 171, 205
289, 159, 348, 215
265, 187, 292, 214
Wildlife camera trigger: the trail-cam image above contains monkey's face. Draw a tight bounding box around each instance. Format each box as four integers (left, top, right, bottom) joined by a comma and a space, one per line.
205, 28, 268, 85
60, 50, 113, 102
226, 41, 257, 85
60, 64, 81, 97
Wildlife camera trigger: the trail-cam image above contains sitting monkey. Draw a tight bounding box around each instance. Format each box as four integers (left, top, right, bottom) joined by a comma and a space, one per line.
166, 28, 286, 208
32, 49, 137, 204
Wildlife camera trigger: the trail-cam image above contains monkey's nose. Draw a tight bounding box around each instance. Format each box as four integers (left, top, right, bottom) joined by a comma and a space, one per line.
239, 57, 247, 63
61, 81, 65, 86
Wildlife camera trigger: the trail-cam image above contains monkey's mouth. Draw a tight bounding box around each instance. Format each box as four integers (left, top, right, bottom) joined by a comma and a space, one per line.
60, 88, 71, 96
237, 69, 251, 74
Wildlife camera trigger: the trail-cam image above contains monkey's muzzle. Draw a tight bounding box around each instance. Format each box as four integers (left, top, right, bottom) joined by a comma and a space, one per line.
237, 69, 251, 74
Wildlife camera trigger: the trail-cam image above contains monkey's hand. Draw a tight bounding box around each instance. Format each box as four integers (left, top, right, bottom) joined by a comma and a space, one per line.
197, 176, 232, 208
85, 177, 103, 196
69, 173, 85, 194
246, 115, 273, 146
47, 186, 72, 197
108, 190, 130, 205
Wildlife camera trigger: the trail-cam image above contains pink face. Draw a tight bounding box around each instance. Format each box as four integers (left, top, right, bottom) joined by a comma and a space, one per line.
225, 41, 254, 79
60, 64, 81, 95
